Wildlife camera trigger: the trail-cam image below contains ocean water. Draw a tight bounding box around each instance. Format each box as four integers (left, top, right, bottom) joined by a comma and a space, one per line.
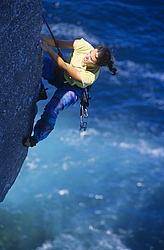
0, 0, 164, 250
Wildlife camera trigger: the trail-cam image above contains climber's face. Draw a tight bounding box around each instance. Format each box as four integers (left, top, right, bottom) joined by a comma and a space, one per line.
82, 49, 98, 67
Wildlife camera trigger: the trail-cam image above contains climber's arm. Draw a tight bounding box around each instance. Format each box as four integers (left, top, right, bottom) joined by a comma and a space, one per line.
41, 41, 82, 82
41, 36, 74, 49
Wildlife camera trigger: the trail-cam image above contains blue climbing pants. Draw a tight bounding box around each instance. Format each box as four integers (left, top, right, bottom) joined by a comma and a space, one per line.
33, 56, 84, 142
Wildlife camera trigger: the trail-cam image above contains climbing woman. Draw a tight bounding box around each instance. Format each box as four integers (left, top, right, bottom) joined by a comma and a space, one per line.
23, 36, 117, 147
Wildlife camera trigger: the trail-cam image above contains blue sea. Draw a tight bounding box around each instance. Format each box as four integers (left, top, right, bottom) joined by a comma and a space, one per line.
1, 0, 164, 249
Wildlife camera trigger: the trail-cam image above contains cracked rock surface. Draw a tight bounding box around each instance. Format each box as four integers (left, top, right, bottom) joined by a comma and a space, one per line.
0, 0, 42, 201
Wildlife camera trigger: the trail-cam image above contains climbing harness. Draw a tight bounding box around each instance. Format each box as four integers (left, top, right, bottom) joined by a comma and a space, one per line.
42, 14, 91, 133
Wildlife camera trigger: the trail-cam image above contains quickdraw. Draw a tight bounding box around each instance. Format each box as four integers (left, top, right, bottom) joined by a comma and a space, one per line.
80, 87, 90, 132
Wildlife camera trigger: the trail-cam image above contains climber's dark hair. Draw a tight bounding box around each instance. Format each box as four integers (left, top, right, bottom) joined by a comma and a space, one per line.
96, 46, 117, 75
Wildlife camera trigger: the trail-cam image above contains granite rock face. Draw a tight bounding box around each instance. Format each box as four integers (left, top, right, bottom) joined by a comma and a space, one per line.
0, 0, 42, 201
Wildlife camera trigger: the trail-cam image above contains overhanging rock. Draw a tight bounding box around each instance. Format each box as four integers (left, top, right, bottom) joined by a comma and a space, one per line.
0, 0, 42, 201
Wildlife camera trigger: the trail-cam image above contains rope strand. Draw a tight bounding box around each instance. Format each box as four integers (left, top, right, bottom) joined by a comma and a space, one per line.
42, 14, 64, 60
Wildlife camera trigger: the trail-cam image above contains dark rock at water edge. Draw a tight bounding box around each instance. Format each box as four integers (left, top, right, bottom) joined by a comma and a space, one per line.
0, 0, 42, 201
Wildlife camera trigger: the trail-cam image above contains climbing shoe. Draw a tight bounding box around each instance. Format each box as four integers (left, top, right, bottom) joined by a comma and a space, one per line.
22, 136, 38, 147
37, 83, 48, 101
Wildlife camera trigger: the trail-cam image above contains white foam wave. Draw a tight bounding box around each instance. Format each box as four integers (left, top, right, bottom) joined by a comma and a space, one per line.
57, 189, 69, 196
25, 156, 41, 170
42, 23, 99, 44
118, 60, 164, 82
36, 241, 53, 250
35, 231, 131, 250
143, 72, 164, 81
59, 128, 100, 146
114, 140, 164, 158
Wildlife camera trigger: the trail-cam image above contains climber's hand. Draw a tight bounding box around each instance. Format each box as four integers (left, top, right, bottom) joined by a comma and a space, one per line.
40, 40, 50, 52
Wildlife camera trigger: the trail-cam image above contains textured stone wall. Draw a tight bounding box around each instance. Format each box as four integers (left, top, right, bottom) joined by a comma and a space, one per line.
0, 0, 42, 201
